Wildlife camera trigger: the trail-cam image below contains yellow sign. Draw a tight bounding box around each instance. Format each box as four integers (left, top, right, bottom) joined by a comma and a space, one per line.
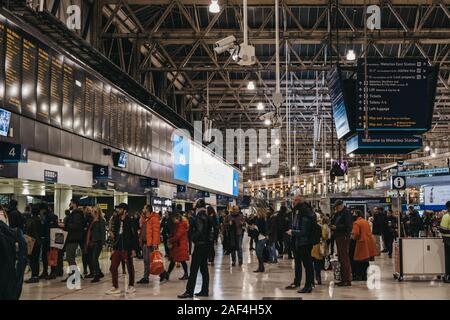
98, 203, 108, 210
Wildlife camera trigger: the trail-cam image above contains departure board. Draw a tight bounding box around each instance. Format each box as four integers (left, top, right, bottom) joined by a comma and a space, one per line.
36, 45, 51, 122
327, 66, 351, 139
0, 22, 6, 104
117, 94, 125, 149
102, 84, 111, 142
62, 59, 74, 131
145, 111, 152, 158
109, 90, 118, 146
134, 104, 141, 156
73, 66, 84, 135
130, 103, 137, 155
93, 79, 103, 140
356, 58, 429, 133
124, 99, 132, 152
50, 53, 63, 126
5, 26, 22, 113
84, 76, 94, 138
21, 38, 37, 118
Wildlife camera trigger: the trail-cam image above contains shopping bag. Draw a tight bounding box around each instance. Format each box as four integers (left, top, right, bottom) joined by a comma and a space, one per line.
150, 250, 165, 275
47, 248, 58, 267
330, 258, 342, 281
24, 235, 35, 255
50, 228, 68, 249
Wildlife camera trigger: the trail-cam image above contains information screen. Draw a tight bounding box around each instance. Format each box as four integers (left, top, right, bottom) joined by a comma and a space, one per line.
83, 76, 94, 138
356, 58, 429, 132
21, 37, 37, 118
327, 67, 351, 139
173, 134, 239, 196
36, 45, 51, 122
5, 26, 22, 113
50, 53, 63, 126
0, 107, 11, 136
73, 65, 84, 135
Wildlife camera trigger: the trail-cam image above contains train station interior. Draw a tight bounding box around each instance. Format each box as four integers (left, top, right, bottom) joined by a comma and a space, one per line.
0, 0, 450, 302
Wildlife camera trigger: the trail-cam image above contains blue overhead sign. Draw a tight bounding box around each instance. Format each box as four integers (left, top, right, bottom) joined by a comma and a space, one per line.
93, 165, 111, 179
176, 184, 186, 193
356, 58, 430, 133
346, 134, 422, 154
0, 142, 28, 163
398, 167, 450, 177
44, 170, 58, 183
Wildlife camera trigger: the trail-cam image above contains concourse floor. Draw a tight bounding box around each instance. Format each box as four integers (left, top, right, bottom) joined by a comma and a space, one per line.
20, 236, 450, 300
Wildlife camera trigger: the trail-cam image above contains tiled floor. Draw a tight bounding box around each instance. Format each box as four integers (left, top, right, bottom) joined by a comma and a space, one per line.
20, 237, 450, 300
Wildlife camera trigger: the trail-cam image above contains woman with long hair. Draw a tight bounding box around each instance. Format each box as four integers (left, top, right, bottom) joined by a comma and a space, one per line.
160, 213, 189, 281
86, 206, 106, 283
251, 208, 268, 273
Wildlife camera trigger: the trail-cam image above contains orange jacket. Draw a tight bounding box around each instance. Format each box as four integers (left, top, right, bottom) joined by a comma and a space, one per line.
352, 217, 378, 261
143, 212, 160, 247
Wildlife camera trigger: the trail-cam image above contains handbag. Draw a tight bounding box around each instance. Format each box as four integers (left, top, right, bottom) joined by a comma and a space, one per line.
50, 228, 68, 250
24, 235, 35, 255
47, 248, 58, 267
150, 249, 165, 275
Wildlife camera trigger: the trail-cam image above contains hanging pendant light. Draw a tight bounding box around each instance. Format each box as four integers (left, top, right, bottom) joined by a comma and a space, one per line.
346, 49, 356, 61
209, 0, 220, 13
247, 80, 255, 90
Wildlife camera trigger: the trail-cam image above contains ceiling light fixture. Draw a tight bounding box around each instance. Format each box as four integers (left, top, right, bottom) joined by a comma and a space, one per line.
424, 146, 431, 152
249, 163, 253, 167
247, 81, 255, 90
264, 119, 271, 125
370, 162, 375, 167
257, 102, 264, 110
346, 49, 356, 61
209, 0, 220, 13
266, 153, 271, 158
292, 166, 297, 171
280, 175, 283, 179
325, 152, 330, 158
349, 153, 355, 158
274, 138, 280, 145
309, 162, 314, 167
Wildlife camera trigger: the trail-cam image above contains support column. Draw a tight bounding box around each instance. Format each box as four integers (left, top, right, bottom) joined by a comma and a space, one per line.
16, 196, 28, 213
54, 186, 73, 220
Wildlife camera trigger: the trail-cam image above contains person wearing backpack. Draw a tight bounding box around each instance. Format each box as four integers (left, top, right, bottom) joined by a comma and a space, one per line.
178, 198, 213, 298
286, 196, 316, 294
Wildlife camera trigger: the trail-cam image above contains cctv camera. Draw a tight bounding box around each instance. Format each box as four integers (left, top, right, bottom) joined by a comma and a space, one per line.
214, 35, 236, 54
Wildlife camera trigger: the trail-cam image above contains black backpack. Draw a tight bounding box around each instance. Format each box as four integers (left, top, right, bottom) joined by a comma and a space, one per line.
310, 219, 321, 245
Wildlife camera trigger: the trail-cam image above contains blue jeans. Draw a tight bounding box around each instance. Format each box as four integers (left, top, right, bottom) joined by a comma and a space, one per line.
269, 242, 277, 262
231, 234, 243, 264
256, 239, 266, 258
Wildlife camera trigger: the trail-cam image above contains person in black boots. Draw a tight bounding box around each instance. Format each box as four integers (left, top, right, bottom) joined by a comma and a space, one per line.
383, 209, 397, 258
276, 205, 289, 258
87, 206, 106, 283
251, 208, 267, 273
207, 206, 219, 265
24, 205, 42, 283
60, 199, 85, 283
287, 196, 315, 294
247, 213, 257, 251
178, 198, 213, 298
160, 211, 171, 257
39, 204, 58, 280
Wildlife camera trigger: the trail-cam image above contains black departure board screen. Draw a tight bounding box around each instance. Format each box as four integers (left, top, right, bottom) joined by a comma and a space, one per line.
123, 99, 131, 152
5, 26, 22, 113
134, 104, 142, 156
102, 84, 111, 142
145, 111, 152, 158
50, 53, 63, 126
62, 58, 74, 131
0, 22, 6, 105
131, 103, 137, 155
109, 90, 118, 146
84, 76, 94, 138
73, 66, 84, 135
117, 94, 125, 150
21, 37, 37, 118
126, 100, 134, 153
93, 80, 103, 140
36, 45, 51, 122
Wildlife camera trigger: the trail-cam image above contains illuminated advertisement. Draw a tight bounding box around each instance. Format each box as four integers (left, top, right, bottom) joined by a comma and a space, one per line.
173, 134, 239, 197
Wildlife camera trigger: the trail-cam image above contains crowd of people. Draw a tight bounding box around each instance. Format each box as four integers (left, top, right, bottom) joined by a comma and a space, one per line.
1, 196, 449, 300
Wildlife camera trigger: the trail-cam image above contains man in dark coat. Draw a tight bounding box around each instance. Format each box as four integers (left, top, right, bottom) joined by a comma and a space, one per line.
7, 200, 24, 230
178, 198, 213, 298
39, 204, 58, 279
331, 200, 353, 287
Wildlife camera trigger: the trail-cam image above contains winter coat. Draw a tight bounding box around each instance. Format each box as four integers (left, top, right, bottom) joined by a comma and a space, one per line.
169, 218, 189, 262
225, 212, 244, 236
333, 207, 353, 238
64, 209, 85, 243
352, 217, 378, 261
41, 212, 58, 243
311, 224, 329, 260
24, 215, 42, 246
111, 215, 139, 252
89, 219, 106, 244
141, 212, 160, 247
191, 208, 213, 246
7, 208, 24, 230
276, 211, 290, 240
292, 202, 315, 247
267, 214, 278, 244
372, 213, 386, 235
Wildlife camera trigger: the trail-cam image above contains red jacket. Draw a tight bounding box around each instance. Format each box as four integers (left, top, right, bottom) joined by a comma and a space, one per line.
169, 218, 189, 262
141, 212, 160, 247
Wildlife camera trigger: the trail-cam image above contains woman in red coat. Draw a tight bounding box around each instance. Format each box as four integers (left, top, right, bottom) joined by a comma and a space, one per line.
351, 210, 378, 281
160, 213, 189, 281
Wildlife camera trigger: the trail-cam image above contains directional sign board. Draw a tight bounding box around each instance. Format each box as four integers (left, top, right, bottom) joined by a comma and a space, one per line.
391, 176, 406, 190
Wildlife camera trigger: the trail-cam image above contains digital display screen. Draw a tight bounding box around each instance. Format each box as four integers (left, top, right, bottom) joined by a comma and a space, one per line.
327, 67, 352, 139
0, 108, 11, 136
173, 134, 239, 196
117, 151, 127, 168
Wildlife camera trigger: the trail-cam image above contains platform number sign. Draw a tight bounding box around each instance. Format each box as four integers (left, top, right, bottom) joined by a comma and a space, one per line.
391, 176, 406, 190
0, 142, 28, 163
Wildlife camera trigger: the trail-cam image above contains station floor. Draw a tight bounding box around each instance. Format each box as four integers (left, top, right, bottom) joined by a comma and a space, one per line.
20, 237, 450, 300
